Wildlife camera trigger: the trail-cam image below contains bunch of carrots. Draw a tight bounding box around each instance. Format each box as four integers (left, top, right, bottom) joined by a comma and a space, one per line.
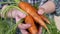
0, 0, 50, 34
1, 0, 60, 34
16, 1, 50, 34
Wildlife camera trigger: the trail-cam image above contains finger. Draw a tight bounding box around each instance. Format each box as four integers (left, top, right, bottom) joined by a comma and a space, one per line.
18, 24, 31, 29
20, 29, 29, 34
15, 16, 22, 23
15, 14, 26, 23
38, 26, 42, 34
15, 16, 31, 29
38, 9, 44, 15
17, 11, 26, 18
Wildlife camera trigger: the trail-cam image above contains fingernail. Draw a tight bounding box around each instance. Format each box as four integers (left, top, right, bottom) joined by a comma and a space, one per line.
38, 10, 44, 15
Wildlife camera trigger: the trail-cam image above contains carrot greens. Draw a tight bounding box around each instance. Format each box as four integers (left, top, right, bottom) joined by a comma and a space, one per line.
0, 4, 24, 34
42, 15, 60, 34
0, 17, 24, 34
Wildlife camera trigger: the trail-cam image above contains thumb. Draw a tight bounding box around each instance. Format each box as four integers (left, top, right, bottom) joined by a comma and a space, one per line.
15, 16, 22, 23
17, 11, 26, 18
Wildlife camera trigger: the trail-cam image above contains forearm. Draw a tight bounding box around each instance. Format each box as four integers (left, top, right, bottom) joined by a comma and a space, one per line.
39, 1, 56, 14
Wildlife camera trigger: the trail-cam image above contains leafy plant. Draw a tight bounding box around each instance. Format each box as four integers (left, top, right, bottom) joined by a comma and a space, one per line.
42, 15, 60, 34
0, 17, 24, 34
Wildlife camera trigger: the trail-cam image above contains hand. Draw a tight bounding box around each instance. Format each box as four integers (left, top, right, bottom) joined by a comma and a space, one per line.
14, 10, 42, 34
1, 5, 26, 18
2, 5, 42, 34
38, 1, 55, 15
18, 24, 42, 34
15, 16, 42, 34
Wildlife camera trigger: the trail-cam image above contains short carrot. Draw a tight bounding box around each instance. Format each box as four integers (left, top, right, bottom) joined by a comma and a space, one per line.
18, 2, 50, 33
25, 15, 38, 34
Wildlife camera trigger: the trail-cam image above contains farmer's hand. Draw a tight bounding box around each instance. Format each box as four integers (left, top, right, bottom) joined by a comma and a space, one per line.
15, 16, 31, 34
1, 5, 26, 18
1, 5, 42, 34
38, 1, 55, 15
15, 16, 42, 34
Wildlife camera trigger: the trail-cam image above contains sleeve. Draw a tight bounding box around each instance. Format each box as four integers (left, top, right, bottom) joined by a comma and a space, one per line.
53, 0, 60, 16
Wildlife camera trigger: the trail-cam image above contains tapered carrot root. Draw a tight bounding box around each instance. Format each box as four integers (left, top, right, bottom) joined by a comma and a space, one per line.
18, 2, 50, 33
40, 15, 50, 24
25, 15, 38, 34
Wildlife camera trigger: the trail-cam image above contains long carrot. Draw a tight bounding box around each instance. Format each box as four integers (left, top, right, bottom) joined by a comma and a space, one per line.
25, 15, 38, 34
40, 15, 50, 24
18, 2, 50, 34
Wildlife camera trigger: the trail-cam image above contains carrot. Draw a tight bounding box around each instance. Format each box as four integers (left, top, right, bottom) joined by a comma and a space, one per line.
25, 15, 38, 34
18, 2, 50, 34
40, 15, 50, 24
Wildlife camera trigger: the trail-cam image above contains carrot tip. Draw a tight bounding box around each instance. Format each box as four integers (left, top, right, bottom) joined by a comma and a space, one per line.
48, 21, 50, 24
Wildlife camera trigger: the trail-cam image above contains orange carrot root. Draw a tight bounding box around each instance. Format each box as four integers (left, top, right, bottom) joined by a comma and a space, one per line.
19, 2, 50, 34
25, 15, 38, 34
40, 15, 50, 24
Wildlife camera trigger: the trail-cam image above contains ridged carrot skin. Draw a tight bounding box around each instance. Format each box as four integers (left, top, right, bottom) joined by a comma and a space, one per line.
18, 2, 49, 33
25, 16, 38, 34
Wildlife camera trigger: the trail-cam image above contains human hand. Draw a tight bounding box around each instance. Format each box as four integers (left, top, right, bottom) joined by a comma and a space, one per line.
11, 9, 42, 34
1, 5, 26, 18
1, 5, 42, 34
15, 15, 42, 34
38, 1, 55, 15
